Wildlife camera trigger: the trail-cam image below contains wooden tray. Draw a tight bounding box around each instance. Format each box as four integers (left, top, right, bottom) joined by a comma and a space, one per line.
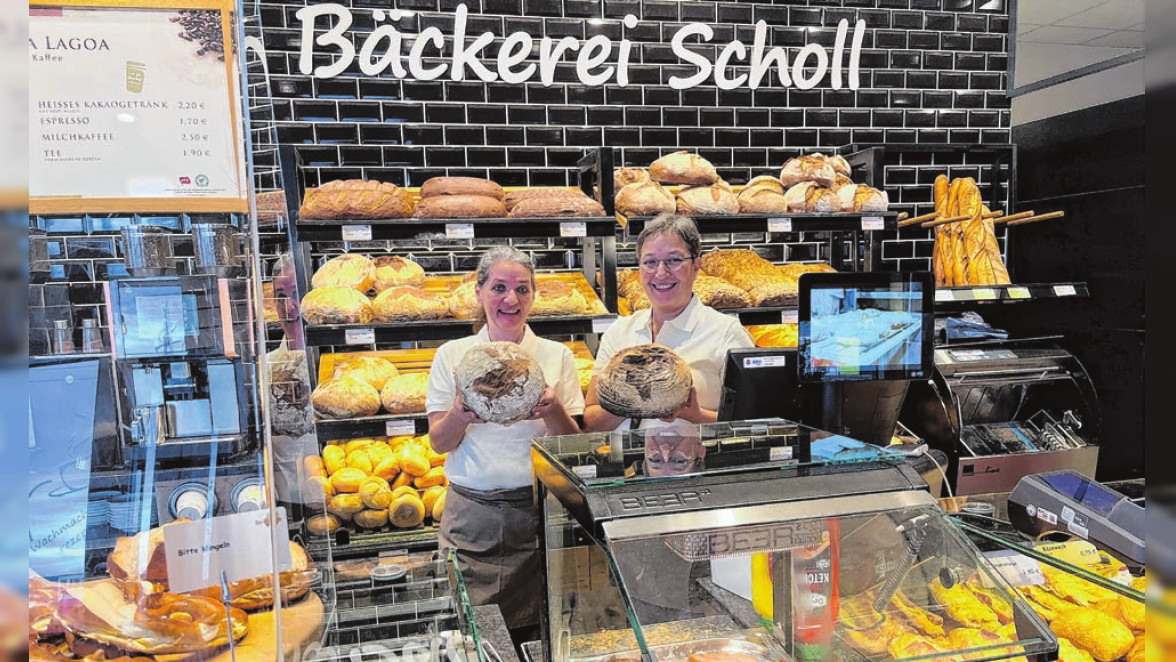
318, 341, 595, 384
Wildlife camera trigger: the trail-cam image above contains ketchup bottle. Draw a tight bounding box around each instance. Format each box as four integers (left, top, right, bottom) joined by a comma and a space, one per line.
791, 519, 840, 662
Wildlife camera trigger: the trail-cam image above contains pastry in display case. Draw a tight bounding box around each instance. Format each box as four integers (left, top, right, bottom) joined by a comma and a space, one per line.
529, 419, 1059, 662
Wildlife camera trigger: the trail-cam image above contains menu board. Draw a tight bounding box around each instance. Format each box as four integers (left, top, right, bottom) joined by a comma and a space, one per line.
29, 0, 246, 213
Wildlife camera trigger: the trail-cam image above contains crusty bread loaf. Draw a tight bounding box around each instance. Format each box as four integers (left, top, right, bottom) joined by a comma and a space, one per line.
381, 372, 430, 414
615, 180, 676, 217
301, 286, 374, 325
312, 254, 376, 292
372, 286, 448, 322
372, 255, 426, 291
312, 377, 382, 419
676, 182, 739, 215
650, 151, 720, 186
779, 155, 838, 188
694, 275, 753, 309
736, 186, 790, 214
419, 176, 504, 201
504, 187, 581, 212
531, 280, 588, 316
597, 344, 692, 419
615, 167, 650, 190
509, 193, 605, 218
448, 281, 480, 319
332, 355, 399, 390
455, 341, 546, 425
837, 184, 889, 212
783, 181, 842, 212
413, 194, 507, 219
300, 179, 414, 220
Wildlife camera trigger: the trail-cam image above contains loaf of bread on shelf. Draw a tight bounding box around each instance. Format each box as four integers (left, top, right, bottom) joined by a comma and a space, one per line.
455, 341, 546, 425
597, 344, 693, 419
311, 253, 376, 292
650, 151, 720, 186
532, 280, 588, 316
736, 185, 790, 214
448, 281, 481, 319
676, 182, 739, 215
332, 355, 399, 391
413, 194, 507, 219
783, 181, 842, 213
301, 286, 374, 325
509, 192, 605, 218
312, 377, 382, 419
381, 372, 430, 414
694, 275, 753, 309
504, 187, 583, 212
419, 176, 505, 201
615, 167, 650, 190
372, 286, 449, 322
837, 184, 890, 212
300, 179, 414, 220
372, 255, 426, 290
615, 180, 676, 217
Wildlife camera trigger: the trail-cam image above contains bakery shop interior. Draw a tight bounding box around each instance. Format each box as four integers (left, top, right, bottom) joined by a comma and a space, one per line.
25, 1, 1154, 662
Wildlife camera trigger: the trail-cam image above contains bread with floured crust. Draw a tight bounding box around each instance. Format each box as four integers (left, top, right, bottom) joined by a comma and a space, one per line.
300, 179, 414, 220
419, 176, 504, 201
372, 286, 448, 322
413, 194, 506, 219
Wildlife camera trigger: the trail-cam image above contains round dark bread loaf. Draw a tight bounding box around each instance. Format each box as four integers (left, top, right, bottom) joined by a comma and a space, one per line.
597, 344, 692, 419
456, 342, 546, 425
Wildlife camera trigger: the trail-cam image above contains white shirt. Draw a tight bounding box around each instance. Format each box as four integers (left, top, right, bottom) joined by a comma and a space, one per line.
594, 294, 755, 431
426, 325, 586, 490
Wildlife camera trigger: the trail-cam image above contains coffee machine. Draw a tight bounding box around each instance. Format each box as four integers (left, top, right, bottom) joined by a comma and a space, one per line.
105, 274, 252, 462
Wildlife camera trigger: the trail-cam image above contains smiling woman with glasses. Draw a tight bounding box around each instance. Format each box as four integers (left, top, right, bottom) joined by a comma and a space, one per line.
584, 213, 754, 433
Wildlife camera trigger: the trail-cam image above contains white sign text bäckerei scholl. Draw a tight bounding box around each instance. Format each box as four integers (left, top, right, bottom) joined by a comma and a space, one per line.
296, 3, 867, 91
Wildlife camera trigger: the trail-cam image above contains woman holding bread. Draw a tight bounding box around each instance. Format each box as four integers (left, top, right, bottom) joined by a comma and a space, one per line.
425, 245, 584, 636
585, 213, 754, 432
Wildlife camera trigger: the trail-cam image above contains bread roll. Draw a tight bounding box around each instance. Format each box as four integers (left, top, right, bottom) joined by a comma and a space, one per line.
509, 193, 605, 218
597, 344, 692, 419
615, 167, 650, 190
615, 180, 676, 217
312, 377, 382, 419
532, 280, 588, 316
783, 181, 842, 212
311, 254, 375, 292
448, 281, 481, 319
694, 275, 753, 309
381, 372, 430, 414
837, 184, 890, 212
372, 255, 426, 290
676, 182, 739, 215
779, 154, 838, 188
299, 179, 414, 220
419, 176, 505, 201
332, 355, 399, 390
650, 151, 720, 185
455, 341, 546, 425
736, 186, 790, 214
301, 286, 374, 325
372, 286, 448, 322
413, 194, 506, 219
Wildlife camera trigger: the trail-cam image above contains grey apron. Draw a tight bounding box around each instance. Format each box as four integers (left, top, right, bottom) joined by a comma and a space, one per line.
438, 482, 542, 629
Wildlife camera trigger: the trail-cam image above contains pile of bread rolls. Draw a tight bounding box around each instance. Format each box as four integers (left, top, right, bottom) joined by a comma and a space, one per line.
311, 353, 429, 419
303, 436, 447, 535
613, 151, 889, 217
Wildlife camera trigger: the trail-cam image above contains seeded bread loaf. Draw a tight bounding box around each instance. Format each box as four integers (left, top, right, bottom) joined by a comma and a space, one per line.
300, 179, 414, 220
455, 341, 546, 425
650, 151, 720, 186
413, 195, 507, 219
419, 176, 505, 201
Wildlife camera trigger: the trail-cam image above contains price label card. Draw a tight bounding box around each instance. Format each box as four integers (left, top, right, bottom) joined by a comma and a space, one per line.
770, 446, 794, 461
935, 289, 955, 302
164, 509, 293, 593
559, 221, 587, 238
341, 225, 372, 242
385, 419, 417, 437
592, 317, 615, 334
446, 223, 475, 239
344, 328, 375, 345
767, 217, 793, 233
1053, 284, 1077, 297
973, 288, 998, 300
861, 216, 885, 231
780, 310, 798, 324
982, 550, 1045, 587
1008, 287, 1031, 300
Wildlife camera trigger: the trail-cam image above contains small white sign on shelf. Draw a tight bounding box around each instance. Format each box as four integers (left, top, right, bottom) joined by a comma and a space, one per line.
861, 216, 885, 231
386, 419, 417, 436
767, 217, 793, 233
935, 289, 955, 302
446, 223, 475, 239
592, 318, 614, 334
164, 509, 293, 594
341, 225, 373, 242
1053, 284, 1077, 297
560, 221, 587, 238
344, 328, 376, 345
1007, 286, 1031, 300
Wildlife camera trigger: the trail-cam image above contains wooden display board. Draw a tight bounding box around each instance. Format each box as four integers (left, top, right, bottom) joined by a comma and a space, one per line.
29, 0, 248, 213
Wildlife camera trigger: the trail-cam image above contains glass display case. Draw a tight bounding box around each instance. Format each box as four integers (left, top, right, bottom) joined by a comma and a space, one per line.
531, 419, 1058, 662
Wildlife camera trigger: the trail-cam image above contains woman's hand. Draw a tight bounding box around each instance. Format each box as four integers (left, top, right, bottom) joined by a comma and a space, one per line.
527, 386, 565, 422
660, 387, 703, 424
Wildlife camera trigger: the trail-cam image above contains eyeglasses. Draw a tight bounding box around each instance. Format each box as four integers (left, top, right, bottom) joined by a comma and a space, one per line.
638, 256, 695, 273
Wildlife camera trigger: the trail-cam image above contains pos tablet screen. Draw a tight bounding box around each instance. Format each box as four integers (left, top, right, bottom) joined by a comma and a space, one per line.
797, 271, 934, 383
